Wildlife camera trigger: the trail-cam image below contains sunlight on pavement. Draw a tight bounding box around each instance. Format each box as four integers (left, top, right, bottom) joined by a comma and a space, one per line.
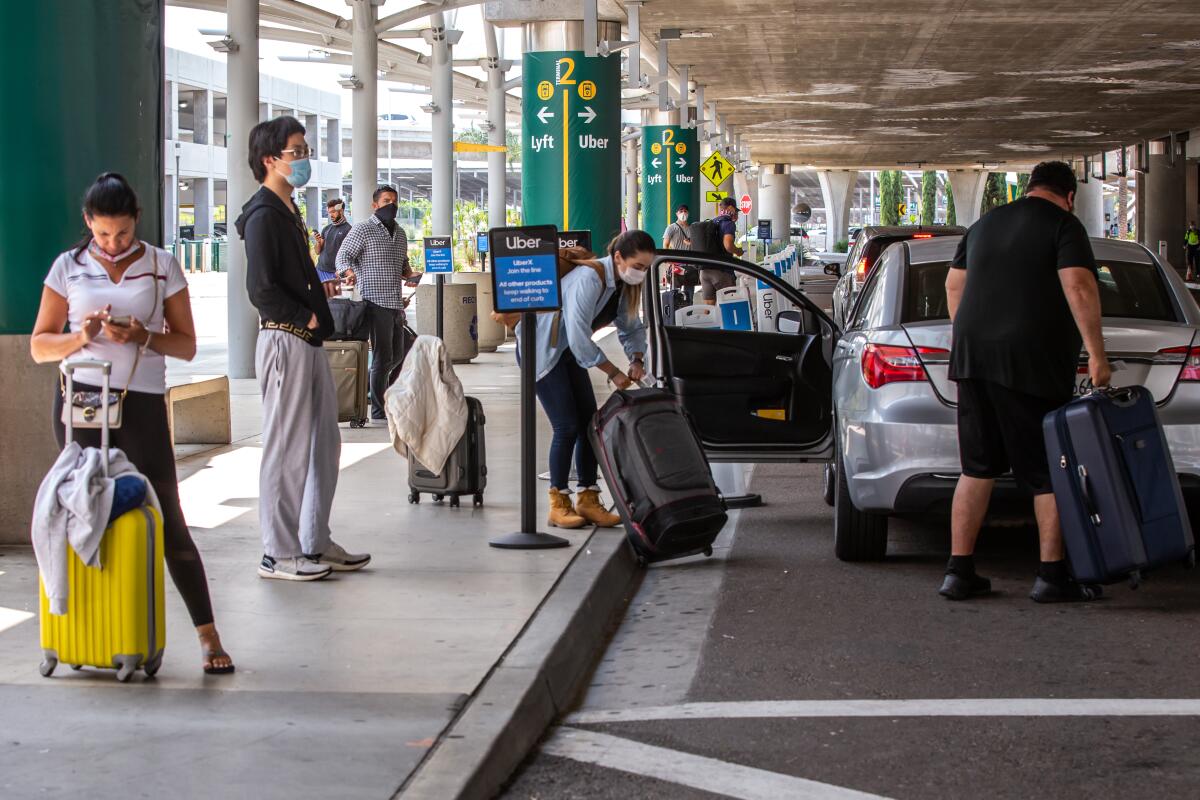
178, 442, 392, 529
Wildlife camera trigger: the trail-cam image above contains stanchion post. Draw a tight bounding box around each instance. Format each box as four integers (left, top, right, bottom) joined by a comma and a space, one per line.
436, 273, 445, 340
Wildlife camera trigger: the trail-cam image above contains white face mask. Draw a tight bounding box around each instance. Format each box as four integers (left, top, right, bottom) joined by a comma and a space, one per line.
620, 264, 648, 286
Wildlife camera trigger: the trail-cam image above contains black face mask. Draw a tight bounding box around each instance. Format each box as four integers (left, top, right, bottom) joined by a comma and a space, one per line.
375, 203, 398, 224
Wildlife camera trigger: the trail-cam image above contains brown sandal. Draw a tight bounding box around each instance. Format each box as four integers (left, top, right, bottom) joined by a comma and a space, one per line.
202, 647, 236, 675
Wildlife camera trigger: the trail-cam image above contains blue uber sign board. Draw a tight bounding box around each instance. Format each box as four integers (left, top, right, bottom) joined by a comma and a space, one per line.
425, 236, 454, 274
476, 231, 489, 254
490, 225, 562, 314
757, 219, 773, 241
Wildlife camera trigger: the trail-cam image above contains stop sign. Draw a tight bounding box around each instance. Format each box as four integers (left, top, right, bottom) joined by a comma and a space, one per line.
739, 194, 752, 215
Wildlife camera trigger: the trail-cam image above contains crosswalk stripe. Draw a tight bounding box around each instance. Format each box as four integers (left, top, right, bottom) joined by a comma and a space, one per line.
566, 698, 1200, 725
542, 726, 891, 800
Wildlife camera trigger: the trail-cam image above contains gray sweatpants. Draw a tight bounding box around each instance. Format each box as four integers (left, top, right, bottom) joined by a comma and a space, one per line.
256, 329, 341, 558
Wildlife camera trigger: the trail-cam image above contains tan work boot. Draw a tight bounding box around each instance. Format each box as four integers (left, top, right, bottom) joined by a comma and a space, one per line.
575, 487, 622, 528
547, 489, 587, 529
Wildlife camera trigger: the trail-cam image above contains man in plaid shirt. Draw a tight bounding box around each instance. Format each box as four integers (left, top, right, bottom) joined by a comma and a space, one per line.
335, 185, 412, 421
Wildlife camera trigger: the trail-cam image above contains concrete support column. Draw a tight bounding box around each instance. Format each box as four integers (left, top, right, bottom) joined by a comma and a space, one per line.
194, 89, 211, 145
1141, 148, 1187, 269
348, 0, 383, 222
428, 13, 454, 238
194, 177, 213, 236
325, 117, 341, 162
758, 164, 791, 241
817, 169, 858, 249
1073, 177, 1105, 238
303, 112, 319, 160
947, 170, 988, 228
226, 0, 260, 378
484, 23, 508, 231
304, 186, 321, 231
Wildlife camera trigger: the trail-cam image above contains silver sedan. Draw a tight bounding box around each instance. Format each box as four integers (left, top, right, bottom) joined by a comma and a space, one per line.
826, 235, 1200, 561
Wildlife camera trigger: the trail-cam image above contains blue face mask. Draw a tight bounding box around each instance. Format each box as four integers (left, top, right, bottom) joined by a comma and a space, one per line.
284, 158, 311, 188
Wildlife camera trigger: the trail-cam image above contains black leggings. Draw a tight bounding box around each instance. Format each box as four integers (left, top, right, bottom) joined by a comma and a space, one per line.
52, 382, 214, 627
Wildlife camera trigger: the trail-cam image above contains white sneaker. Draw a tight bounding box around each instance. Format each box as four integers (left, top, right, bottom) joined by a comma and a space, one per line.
307, 540, 372, 572
258, 555, 332, 581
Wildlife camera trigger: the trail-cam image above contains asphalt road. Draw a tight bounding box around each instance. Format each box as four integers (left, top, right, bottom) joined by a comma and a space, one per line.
503, 463, 1200, 799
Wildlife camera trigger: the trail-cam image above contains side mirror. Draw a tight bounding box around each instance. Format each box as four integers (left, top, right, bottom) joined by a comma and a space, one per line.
823, 262, 840, 277
776, 310, 803, 334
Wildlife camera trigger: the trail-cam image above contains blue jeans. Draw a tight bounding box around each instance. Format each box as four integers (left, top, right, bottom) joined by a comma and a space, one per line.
535, 349, 599, 490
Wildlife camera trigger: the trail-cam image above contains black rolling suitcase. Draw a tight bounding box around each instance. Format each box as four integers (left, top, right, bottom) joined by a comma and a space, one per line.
407, 396, 487, 507
589, 388, 727, 565
1043, 385, 1195, 587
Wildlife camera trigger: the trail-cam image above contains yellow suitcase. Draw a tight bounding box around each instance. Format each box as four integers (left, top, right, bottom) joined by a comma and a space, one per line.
39, 358, 166, 682
38, 505, 166, 682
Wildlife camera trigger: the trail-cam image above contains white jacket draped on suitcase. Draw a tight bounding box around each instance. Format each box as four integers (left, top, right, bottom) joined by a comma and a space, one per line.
385, 335, 468, 475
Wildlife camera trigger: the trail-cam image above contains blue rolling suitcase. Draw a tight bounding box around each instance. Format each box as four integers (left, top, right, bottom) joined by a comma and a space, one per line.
1043, 386, 1195, 587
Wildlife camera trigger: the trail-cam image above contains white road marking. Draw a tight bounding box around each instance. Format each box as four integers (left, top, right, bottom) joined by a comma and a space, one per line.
567, 698, 1200, 726
0, 606, 35, 636
542, 726, 890, 800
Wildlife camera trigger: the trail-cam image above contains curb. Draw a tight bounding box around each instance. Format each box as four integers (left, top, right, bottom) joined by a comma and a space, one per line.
397, 527, 641, 800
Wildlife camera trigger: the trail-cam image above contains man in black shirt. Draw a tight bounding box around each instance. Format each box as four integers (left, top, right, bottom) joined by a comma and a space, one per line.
941, 161, 1110, 604
314, 197, 350, 282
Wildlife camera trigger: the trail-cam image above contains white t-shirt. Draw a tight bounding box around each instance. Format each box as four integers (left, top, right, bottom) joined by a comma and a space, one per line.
44, 243, 188, 394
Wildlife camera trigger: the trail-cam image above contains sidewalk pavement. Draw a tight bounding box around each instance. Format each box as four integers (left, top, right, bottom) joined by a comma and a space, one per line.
0, 273, 640, 799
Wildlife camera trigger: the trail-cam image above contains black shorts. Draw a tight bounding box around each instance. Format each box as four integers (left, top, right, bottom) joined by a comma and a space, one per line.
955, 379, 1069, 495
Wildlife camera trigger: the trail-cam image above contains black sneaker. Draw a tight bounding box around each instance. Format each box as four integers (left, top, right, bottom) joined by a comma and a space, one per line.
938, 571, 993, 601
1030, 577, 1103, 603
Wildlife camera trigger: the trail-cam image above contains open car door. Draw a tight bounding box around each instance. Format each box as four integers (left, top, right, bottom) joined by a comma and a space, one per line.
648, 250, 841, 462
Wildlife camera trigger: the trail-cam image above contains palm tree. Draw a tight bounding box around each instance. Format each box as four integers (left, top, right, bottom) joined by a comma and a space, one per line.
920, 171, 937, 225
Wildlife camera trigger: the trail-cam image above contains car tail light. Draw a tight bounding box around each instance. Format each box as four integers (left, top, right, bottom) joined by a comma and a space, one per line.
862, 344, 949, 389
854, 257, 870, 282
1158, 345, 1200, 381
912, 233, 934, 239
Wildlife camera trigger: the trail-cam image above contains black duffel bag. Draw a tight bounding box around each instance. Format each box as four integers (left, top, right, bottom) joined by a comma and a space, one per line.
328, 297, 370, 341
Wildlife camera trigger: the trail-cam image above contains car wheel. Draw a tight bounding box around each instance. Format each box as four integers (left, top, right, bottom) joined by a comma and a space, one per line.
833, 447, 888, 562
822, 462, 836, 507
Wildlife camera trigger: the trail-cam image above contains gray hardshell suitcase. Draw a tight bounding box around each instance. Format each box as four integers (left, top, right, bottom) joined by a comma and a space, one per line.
407, 396, 486, 507
323, 340, 369, 428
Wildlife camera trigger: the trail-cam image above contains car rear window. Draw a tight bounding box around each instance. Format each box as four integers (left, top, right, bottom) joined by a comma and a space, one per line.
1095, 261, 1177, 321
902, 262, 952, 322
901, 259, 1179, 324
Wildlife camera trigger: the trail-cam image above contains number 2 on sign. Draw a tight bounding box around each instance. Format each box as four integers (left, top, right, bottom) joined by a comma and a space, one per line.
662, 129, 675, 146
556, 58, 576, 85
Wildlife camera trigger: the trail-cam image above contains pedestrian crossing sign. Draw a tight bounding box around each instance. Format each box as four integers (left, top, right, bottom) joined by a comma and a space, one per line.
700, 151, 734, 187
706, 190, 729, 203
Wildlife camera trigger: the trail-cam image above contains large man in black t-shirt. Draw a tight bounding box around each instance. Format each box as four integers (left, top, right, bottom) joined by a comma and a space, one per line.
941, 161, 1111, 604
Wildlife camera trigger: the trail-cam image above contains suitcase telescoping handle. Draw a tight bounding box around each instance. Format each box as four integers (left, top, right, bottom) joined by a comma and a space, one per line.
62, 359, 113, 478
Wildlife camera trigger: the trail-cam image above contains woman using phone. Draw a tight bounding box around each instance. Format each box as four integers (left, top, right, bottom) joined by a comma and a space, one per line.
30, 173, 234, 675
522, 229, 654, 529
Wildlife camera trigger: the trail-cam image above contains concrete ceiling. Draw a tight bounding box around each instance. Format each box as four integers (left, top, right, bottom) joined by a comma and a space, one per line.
639, 0, 1200, 168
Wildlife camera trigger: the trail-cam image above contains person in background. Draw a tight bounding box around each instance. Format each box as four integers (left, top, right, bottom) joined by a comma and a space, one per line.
236, 115, 371, 581
315, 197, 351, 284
942, 160, 1110, 604
1184, 221, 1199, 282
335, 185, 412, 423
523, 230, 653, 529
30, 172, 234, 674
700, 197, 742, 305
663, 203, 698, 304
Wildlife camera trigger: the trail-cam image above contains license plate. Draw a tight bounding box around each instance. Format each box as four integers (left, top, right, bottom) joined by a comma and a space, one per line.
1074, 360, 1123, 396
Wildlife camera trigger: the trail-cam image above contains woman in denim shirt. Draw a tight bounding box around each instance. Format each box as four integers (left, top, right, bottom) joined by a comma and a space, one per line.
520, 230, 654, 528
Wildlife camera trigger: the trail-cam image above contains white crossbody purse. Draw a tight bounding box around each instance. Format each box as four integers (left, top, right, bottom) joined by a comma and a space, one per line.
61, 248, 160, 429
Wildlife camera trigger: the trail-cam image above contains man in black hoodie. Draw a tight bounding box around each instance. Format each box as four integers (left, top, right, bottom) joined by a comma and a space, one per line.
235, 116, 371, 582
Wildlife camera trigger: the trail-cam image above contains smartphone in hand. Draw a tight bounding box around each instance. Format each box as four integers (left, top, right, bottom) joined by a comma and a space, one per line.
108, 315, 133, 327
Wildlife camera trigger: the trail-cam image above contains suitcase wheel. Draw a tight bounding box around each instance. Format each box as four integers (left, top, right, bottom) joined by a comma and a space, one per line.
144, 653, 163, 678
70, 664, 83, 671
449, 495, 460, 508
433, 494, 444, 503
635, 554, 648, 569
408, 490, 420, 504
1129, 570, 1142, 591
350, 418, 366, 429
473, 493, 484, 507
116, 659, 137, 683
38, 657, 57, 678
703, 546, 713, 557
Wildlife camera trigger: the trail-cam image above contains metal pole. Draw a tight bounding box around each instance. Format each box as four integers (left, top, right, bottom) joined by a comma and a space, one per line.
225, 0, 259, 379
520, 312, 536, 533
624, 135, 639, 232
429, 11, 453, 339
350, 0, 381, 223
484, 22, 507, 231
